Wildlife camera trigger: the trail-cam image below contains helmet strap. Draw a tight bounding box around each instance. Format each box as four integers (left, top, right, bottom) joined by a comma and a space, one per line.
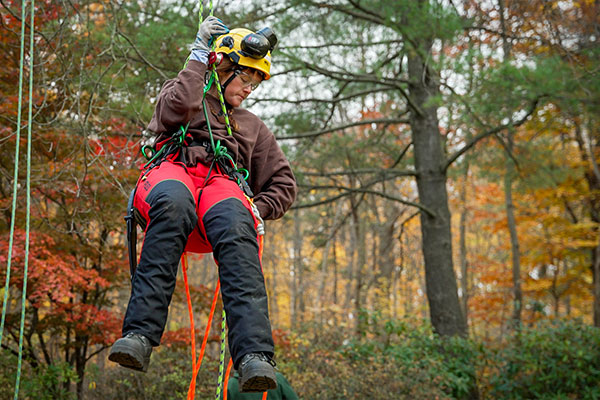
221, 67, 243, 91
219, 67, 244, 108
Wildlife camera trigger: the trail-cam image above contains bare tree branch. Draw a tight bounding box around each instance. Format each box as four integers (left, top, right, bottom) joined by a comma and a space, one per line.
251, 87, 396, 106
279, 39, 402, 50
295, 184, 435, 216
300, 168, 415, 178
296, 58, 409, 87
115, 28, 168, 81
444, 96, 542, 170
276, 117, 410, 140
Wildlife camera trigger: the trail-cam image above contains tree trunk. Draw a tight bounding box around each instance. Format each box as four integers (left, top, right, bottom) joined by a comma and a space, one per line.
459, 161, 470, 323
407, 40, 467, 337
594, 246, 600, 326
504, 131, 522, 328
291, 210, 302, 328
317, 230, 333, 327
499, 0, 522, 329
353, 202, 367, 334
75, 335, 88, 399
333, 237, 338, 307
317, 203, 342, 326
573, 120, 600, 326
344, 217, 356, 320
374, 205, 400, 319
270, 241, 279, 322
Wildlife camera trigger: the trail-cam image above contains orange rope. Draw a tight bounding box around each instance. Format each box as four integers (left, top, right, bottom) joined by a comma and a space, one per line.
222, 358, 233, 400
186, 276, 221, 400
184, 215, 266, 400
181, 254, 196, 374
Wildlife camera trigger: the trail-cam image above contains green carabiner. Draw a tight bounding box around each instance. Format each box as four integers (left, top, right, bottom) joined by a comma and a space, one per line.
237, 168, 249, 181
141, 145, 155, 160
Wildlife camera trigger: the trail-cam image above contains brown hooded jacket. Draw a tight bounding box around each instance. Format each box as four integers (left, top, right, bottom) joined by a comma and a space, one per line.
148, 60, 297, 220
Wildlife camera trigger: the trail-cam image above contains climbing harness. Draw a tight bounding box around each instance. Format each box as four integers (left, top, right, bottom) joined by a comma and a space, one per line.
0, 1, 35, 399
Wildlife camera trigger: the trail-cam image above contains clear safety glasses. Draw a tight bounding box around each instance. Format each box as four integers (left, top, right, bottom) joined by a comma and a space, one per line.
237, 71, 263, 91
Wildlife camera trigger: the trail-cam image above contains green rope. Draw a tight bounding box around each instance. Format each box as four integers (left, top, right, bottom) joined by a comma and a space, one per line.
14, 0, 34, 399
214, 309, 227, 400
0, 0, 28, 348
200, 82, 238, 176
213, 142, 234, 166
211, 64, 233, 137
198, 0, 203, 28
203, 70, 215, 95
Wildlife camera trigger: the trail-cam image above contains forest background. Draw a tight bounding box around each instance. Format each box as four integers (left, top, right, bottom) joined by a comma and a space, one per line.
1, 0, 599, 399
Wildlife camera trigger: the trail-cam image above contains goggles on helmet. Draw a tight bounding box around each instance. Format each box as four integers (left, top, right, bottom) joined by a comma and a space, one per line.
215, 27, 277, 80
240, 27, 278, 59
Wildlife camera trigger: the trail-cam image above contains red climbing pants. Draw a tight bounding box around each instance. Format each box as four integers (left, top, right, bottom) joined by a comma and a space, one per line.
122, 159, 274, 368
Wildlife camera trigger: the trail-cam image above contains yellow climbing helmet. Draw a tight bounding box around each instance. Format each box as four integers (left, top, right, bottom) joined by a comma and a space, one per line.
214, 27, 278, 80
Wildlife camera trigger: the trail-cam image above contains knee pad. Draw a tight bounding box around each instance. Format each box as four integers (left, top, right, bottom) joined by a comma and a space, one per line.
146, 180, 198, 232
202, 198, 256, 252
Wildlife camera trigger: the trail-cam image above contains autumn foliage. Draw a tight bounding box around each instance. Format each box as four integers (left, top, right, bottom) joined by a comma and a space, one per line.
1, 0, 599, 399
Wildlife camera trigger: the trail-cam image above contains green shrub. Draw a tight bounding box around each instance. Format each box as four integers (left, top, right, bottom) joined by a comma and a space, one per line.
280, 315, 481, 399
0, 351, 77, 400
71, 317, 600, 399
87, 345, 226, 400
343, 316, 481, 399
488, 320, 600, 400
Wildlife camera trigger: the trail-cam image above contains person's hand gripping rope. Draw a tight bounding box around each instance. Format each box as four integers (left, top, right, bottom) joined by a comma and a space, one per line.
192, 16, 229, 52
190, 16, 229, 63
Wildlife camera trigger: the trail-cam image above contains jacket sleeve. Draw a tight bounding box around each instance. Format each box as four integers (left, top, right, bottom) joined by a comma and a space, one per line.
250, 123, 297, 220
147, 60, 208, 133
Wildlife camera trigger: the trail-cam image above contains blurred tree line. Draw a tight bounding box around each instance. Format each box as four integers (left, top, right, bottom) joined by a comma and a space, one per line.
0, 0, 598, 398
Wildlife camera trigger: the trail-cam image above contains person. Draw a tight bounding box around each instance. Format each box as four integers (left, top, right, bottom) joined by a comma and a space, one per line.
227, 371, 299, 400
107, 16, 297, 393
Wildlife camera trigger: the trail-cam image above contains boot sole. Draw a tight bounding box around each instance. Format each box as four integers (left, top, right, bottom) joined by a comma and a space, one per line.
240, 366, 277, 392
108, 343, 150, 372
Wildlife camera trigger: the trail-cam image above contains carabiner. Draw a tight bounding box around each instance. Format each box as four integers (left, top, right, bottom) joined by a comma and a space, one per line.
141, 145, 155, 160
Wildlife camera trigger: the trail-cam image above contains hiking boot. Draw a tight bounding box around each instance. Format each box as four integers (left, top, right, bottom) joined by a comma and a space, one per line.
108, 332, 153, 372
238, 353, 277, 393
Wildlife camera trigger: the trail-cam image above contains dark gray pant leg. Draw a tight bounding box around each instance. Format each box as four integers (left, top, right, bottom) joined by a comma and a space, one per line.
202, 198, 274, 368
123, 180, 197, 346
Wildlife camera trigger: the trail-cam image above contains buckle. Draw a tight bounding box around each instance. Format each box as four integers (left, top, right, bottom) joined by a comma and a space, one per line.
188, 139, 212, 152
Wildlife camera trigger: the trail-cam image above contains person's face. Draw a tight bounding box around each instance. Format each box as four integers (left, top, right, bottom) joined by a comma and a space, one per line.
223, 68, 264, 107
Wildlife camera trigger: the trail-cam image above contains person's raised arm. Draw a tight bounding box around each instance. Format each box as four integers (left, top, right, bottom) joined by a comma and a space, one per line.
148, 17, 229, 132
